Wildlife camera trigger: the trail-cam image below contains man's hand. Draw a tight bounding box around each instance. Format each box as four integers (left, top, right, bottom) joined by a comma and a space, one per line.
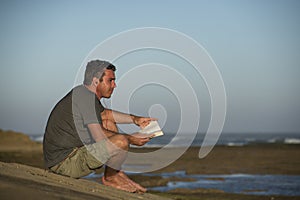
127, 132, 155, 146
132, 116, 157, 128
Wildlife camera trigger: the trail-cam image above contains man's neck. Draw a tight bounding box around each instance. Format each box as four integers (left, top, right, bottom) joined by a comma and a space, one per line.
84, 84, 101, 99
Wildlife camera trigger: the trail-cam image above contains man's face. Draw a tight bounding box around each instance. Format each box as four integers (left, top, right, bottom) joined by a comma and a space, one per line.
96, 69, 116, 98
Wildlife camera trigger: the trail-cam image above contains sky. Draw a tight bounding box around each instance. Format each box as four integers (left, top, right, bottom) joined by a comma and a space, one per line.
0, 0, 299, 136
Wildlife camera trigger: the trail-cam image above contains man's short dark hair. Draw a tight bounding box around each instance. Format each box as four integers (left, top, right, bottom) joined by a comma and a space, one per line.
83, 60, 116, 85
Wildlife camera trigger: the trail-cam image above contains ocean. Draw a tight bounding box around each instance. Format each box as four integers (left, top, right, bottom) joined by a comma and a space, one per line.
30, 132, 300, 147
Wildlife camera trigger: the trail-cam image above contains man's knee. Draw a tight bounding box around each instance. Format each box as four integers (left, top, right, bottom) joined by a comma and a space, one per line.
102, 119, 118, 132
111, 134, 129, 150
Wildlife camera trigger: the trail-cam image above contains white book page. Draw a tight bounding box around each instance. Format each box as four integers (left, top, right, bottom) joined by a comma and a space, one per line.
139, 121, 164, 137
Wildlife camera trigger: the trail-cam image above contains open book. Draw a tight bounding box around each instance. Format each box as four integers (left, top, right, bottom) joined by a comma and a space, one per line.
139, 121, 164, 138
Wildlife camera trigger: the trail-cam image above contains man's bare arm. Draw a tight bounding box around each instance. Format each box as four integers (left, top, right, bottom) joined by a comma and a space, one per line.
88, 123, 153, 146
101, 109, 134, 123
87, 123, 116, 142
101, 109, 156, 128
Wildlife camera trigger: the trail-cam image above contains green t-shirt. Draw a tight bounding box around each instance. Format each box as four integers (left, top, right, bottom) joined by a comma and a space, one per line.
43, 85, 104, 168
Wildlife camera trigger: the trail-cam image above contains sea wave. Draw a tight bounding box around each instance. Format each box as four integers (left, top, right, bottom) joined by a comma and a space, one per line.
29, 135, 43, 143
284, 138, 300, 144
226, 142, 245, 147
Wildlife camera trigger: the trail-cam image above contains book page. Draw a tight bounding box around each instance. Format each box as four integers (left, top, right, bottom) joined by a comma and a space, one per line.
139, 121, 164, 137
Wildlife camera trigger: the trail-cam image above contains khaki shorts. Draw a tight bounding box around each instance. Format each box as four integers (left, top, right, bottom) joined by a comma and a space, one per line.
50, 140, 110, 178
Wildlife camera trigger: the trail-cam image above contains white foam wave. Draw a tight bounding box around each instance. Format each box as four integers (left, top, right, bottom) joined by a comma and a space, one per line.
284, 138, 300, 144
30, 135, 44, 143
227, 142, 245, 147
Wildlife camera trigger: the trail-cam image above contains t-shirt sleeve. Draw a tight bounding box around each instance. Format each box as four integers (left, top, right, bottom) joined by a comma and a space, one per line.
73, 90, 104, 125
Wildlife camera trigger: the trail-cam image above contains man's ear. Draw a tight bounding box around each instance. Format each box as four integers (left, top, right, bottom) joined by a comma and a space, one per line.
92, 77, 99, 86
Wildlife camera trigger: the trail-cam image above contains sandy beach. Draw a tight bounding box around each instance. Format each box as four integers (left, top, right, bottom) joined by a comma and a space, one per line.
0, 129, 299, 200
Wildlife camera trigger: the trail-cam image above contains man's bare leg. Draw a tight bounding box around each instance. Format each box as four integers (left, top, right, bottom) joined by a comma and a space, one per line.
102, 120, 147, 193
102, 133, 136, 192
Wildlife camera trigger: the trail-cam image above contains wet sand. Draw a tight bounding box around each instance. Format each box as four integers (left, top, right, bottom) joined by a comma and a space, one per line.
0, 130, 299, 200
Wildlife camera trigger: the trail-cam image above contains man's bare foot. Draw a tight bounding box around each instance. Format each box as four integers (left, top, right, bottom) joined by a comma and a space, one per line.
102, 175, 137, 193
118, 171, 147, 193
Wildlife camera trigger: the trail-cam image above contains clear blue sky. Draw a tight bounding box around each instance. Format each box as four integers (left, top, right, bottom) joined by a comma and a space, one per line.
0, 0, 299, 135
